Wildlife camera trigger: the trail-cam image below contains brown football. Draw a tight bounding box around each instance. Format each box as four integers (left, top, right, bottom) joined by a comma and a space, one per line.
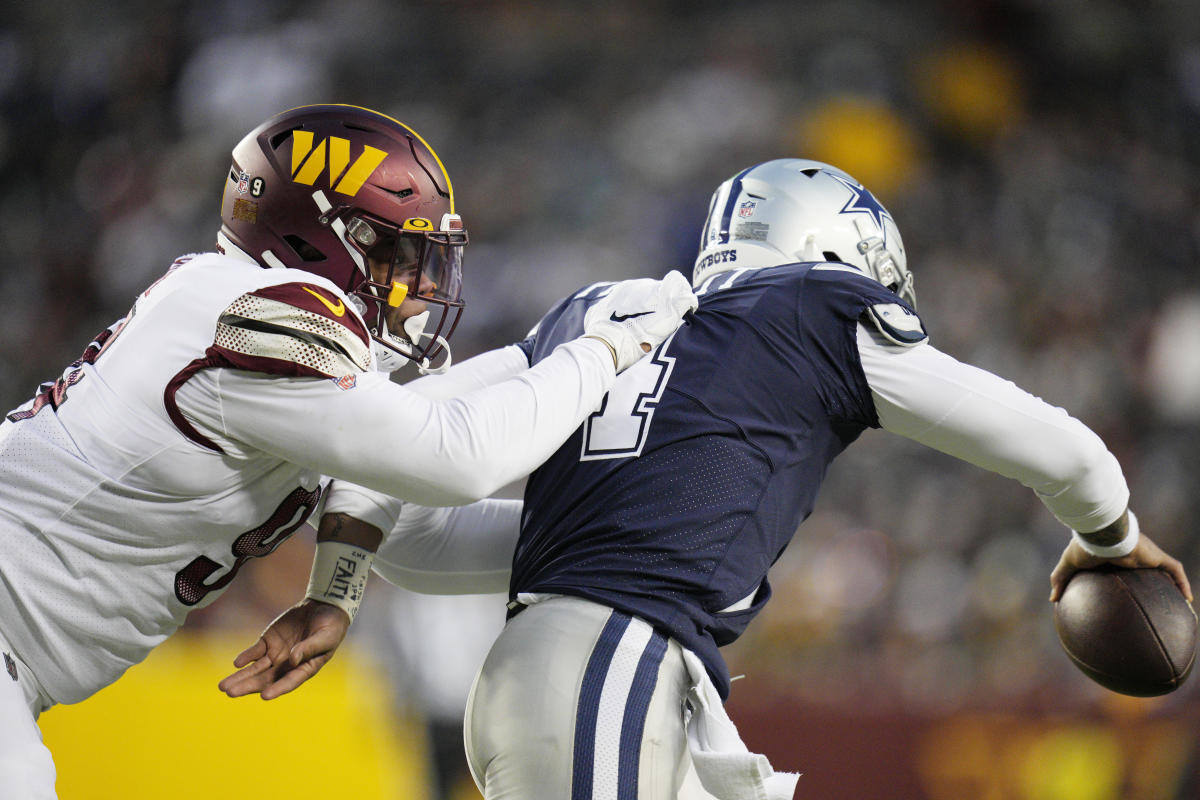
1054, 566, 1198, 696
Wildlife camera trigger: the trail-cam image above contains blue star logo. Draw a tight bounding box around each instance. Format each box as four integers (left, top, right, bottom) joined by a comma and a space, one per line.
828, 173, 892, 237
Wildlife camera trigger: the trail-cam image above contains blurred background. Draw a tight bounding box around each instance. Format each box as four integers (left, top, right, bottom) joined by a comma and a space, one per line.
5, 0, 1200, 797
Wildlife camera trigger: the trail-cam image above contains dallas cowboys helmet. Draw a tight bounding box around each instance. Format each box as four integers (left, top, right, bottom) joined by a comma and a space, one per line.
693, 159, 914, 307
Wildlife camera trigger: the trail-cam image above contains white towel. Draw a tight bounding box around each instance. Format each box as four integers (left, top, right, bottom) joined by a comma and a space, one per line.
682, 650, 800, 800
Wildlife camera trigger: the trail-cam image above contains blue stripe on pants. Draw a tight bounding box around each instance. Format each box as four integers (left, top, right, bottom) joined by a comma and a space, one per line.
573, 611, 631, 800
572, 611, 670, 800
617, 630, 669, 800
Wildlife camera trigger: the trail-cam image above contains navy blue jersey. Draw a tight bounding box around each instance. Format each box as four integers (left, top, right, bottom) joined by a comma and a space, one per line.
514, 262, 924, 698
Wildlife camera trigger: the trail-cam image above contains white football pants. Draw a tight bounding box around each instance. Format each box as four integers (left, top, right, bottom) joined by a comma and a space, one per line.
465, 595, 717, 800
0, 628, 57, 798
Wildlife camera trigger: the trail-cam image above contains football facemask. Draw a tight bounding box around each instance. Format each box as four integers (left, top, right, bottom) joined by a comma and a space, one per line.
336, 210, 466, 373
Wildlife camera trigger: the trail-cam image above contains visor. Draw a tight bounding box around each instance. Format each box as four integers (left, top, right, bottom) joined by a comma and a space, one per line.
342, 212, 467, 368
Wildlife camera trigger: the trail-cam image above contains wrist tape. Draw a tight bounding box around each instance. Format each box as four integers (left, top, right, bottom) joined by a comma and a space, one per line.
305, 541, 374, 622
1073, 510, 1140, 558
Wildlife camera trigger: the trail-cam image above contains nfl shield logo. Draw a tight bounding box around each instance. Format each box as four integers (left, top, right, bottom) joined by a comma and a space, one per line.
236, 170, 251, 194
738, 200, 757, 218
333, 374, 357, 391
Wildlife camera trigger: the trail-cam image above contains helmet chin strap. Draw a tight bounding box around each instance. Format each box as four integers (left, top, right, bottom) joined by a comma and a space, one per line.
401, 310, 453, 375
371, 314, 454, 375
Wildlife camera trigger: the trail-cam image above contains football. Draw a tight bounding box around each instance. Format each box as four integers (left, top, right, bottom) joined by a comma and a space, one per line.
1054, 566, 1198, 697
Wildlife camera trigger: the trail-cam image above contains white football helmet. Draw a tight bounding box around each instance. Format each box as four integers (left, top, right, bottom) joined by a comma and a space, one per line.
692, 159, 914, 306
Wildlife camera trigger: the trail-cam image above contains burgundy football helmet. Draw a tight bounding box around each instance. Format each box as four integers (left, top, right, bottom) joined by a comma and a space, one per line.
217, 104, 467, 371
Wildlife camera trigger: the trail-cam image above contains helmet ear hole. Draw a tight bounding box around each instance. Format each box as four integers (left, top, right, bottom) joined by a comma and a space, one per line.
822, 251, 841, 262
283, 235, 327, 262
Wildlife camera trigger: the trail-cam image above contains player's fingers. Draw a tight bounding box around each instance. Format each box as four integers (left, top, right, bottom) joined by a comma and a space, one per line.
219, 671, 267, 697
260, 655, 332, 701
231, 638, 268, 668
1049, 570, 1068, 602
1049, 553, 1075, 602
1164, 558, 1193, 603
218, 650, 284, 696
287, 630, 339, 667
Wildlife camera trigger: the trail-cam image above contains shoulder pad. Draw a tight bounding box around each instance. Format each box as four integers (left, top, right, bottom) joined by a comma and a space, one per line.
214, 283, 373, 377
866, 302, 927, 346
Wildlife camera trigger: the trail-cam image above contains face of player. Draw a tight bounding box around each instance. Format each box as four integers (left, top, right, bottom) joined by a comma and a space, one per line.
365, 247, 434, 342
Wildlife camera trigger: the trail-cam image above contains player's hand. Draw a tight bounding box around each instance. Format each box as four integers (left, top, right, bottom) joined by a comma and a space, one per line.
217, 598, 350, 700
1049, 533, 1193, 603
583, 270, 698, 372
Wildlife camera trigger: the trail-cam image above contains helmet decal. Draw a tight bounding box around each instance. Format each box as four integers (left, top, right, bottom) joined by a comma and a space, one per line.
828, 172, 893, 244
289, 130, 389, 196
715, 165, 754, 245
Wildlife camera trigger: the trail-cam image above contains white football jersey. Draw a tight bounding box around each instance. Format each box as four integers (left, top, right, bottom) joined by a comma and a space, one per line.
0, 252, 617, 705
0, 253, 371, 704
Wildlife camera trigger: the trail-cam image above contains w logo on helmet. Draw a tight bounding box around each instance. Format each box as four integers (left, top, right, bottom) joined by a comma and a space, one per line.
290, 131, 388, 197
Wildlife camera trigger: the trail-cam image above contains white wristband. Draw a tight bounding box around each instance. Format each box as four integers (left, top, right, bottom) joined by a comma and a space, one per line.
305, 541, 374, 622
1072, 510, 1140, 558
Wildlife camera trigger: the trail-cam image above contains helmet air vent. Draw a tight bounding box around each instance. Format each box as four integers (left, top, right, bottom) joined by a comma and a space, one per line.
283, 235, 327, 262
823, 251, 841, 262
269, 129, 296, 150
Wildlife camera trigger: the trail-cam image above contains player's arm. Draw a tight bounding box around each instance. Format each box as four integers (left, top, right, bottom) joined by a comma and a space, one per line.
183, 273, 696, 506
404, 344, 531, 400
855, 324, 1191, 601
371, 496, 521, 594
218, 511, 383, 700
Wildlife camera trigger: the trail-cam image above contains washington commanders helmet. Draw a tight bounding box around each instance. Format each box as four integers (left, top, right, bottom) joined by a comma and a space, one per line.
693, 159, 913, 307
217, 104, 466, 371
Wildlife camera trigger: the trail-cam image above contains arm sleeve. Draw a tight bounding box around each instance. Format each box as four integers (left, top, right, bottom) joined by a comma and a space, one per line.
370, 498, 521, 594
404, 345, 531, 401
175, 337, 615, 506
319, 346, 533, 532
856, 323, 1129, 532
323, 481, 406, 535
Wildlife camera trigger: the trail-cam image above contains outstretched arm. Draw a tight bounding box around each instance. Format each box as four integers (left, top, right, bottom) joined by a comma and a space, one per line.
857, 324, 1192, 603
218, 513, 382, 700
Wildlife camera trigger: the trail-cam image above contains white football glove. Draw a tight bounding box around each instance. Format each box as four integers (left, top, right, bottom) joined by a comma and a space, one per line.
583, 270, 698, 372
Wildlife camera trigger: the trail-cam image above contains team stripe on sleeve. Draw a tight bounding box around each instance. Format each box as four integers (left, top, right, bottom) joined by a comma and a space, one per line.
213, 283, 373, 378
573, 611, 669, 800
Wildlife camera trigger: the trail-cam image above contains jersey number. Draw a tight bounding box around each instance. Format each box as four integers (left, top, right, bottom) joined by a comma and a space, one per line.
174, 485, 323, 606
5, 324, 124, 422
580, 334, 678, 461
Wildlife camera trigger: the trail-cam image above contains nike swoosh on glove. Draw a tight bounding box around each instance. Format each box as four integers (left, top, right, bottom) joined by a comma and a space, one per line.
583, 270, 699, 372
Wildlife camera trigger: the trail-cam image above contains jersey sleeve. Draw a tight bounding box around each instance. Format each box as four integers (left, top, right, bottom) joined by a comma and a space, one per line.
164, 281, 374, 451
404, 345, 531, 400
797, 265, 926, 428
208, 282, 373, 378
371, 498, 521, 594
323, 480, 406, 534
172, 336, 616, 506
856, 322, 1129, 532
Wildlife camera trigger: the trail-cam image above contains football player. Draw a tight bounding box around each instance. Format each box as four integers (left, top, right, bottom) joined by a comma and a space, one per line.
435, 160, 1189, 799
0, 104, 697, 798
